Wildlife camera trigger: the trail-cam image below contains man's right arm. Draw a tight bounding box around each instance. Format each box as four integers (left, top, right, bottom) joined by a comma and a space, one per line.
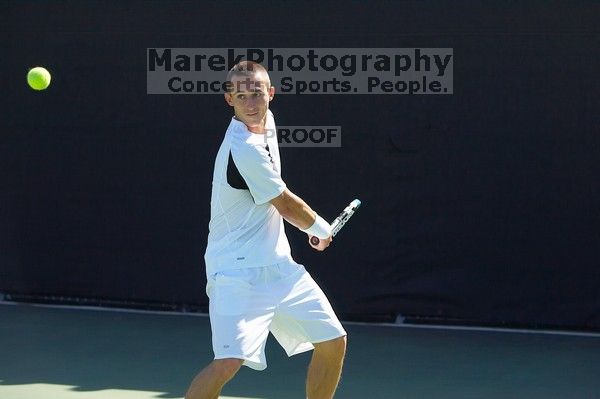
270, 188, 333, 251
228, 137, 331, 249
270, 188, 316, 230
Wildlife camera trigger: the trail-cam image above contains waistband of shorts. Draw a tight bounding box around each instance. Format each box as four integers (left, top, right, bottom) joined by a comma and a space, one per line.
206, 257, 297, 278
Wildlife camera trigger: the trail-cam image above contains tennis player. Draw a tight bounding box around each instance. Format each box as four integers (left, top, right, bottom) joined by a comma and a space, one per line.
184, 61, 347, 399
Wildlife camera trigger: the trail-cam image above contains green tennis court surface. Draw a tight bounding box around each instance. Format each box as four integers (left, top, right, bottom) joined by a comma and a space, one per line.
1, 303, 599, 399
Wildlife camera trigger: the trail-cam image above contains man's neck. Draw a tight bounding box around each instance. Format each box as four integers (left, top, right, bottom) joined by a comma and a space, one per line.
234, 115, 267, 134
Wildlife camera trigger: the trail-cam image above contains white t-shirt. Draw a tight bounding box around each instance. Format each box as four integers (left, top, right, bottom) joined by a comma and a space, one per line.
204, 110, 293, 276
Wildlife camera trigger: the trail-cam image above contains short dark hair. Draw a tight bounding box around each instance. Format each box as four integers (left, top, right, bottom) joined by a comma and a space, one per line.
225, 61, 270, 92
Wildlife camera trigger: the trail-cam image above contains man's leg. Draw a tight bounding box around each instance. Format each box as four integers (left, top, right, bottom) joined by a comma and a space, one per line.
306, 336, 347, 399
185, 358, 243, 399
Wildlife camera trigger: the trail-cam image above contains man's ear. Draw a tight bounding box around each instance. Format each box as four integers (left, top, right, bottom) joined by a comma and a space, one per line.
268, 86, 275, 101
224, 92, 234, 106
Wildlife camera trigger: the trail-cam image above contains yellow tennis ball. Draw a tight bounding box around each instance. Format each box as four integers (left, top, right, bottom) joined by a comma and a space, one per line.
27, 67, 52, 90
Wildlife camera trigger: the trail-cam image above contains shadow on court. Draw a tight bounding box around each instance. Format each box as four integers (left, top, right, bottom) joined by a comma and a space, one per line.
1, 303, 600, 399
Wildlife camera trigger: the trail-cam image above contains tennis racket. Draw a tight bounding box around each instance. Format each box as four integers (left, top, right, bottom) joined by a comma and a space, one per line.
310, 199, 362, 245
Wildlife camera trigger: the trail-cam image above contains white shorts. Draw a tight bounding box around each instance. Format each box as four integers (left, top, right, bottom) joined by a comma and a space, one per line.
206, 260, 347, 370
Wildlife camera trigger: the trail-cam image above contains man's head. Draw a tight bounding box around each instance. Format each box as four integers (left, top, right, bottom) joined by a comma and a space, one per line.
224, 61, 275, 133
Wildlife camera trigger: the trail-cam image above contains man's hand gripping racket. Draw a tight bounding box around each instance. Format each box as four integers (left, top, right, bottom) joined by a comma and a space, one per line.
310, 199, 362, 248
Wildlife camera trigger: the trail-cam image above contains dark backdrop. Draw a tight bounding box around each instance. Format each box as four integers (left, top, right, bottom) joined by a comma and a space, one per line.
1, 1, 599, 330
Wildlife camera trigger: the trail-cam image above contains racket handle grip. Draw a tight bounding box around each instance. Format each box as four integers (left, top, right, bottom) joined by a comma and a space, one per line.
310, 236, 320, 245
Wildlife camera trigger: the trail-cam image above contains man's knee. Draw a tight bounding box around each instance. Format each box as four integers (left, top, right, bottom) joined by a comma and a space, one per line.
314, 335, 347, 358
211, 358, 243, 380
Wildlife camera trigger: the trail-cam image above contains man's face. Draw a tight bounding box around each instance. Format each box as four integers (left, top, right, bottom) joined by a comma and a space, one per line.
224, 72, 275, 133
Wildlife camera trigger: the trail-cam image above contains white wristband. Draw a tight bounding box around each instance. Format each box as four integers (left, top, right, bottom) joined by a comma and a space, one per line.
301, 215, 332, 239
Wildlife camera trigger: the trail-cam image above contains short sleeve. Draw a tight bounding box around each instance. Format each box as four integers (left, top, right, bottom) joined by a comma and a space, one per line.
230, 137, 286, 205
